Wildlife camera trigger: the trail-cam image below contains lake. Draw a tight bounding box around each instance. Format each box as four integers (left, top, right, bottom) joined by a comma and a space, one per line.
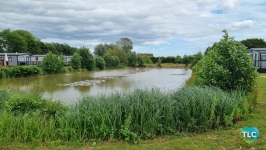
0, 68, 192, 104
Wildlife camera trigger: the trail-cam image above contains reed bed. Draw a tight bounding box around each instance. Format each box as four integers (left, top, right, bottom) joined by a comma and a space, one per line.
0, 86, 251, 143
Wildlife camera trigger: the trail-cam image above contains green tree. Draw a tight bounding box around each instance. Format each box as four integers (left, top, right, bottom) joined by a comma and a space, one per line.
105, 48, 128, 65
127, 51, 137, 67
41, 51, 65, 74
116, 37, 133, 53
142, 56, 153, 64
137, 55, 145, 67
78, 47, 95, 71
197, 30, 258, 93
14, 30, 41, 54
182, 55, 190, 66
190, 51, 203, 68
175, 55, 182, 64
95, 57, 105, 70
94, 43, 106, 56
240, 38, 266, 49
103, 52, 120, 68
70, 52, 81, 70
0, 29, 27, 52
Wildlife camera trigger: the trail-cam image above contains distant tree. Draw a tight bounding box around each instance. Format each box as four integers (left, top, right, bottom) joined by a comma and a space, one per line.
240, 38, 266, 49
14, 30, 41, 54
116, 37, 133, 53
157, 58, 162, 67
150, 57, 158, 64
137, 56, 145, 67
105, 48, 128, 65
165, 56, 176, 63
103, 52, 120, 68
40, 42, 57, 54
190, 51, 203, 68
95, 57, 105, 70
175, 55, 182, 64
182, 55, 190, 66
127, 51, 137, 67
78, 47, 95, 71
70, 52, 81, 70
94, 43, 106, 56
41, 51, 65, 74
142, 56, 153, 64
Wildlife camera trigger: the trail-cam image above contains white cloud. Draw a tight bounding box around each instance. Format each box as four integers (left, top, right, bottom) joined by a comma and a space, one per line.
199, 13, 213, 18
223, 0, 240, 10
232, 20, 255, 28
0, 0, 265, 56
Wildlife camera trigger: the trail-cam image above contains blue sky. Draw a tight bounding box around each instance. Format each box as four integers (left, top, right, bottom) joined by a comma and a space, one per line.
0, 0, 265, 56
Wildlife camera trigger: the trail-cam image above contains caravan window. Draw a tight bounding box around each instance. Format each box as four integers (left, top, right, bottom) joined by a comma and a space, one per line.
0, 57, 3, 61
261, 54, 266, 60
8, 57, 12, 62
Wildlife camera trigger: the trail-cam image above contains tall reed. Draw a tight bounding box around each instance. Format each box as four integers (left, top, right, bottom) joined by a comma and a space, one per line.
0, 86, 250, 143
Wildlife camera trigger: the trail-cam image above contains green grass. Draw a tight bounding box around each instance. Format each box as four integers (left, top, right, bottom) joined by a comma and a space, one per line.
0, 74, 266, 149
145, 63, 187, 68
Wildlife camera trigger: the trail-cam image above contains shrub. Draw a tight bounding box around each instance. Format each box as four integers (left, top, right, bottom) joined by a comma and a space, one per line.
95, 57, 105, 70
41, 51, 65, 74
197, 30, 258, 93
78, 47, 95, 71
70, 52, 81, 70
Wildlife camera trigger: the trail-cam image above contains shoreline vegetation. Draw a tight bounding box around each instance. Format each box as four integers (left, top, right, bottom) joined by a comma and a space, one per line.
0, 63, 189, 79
0, 31, 264, 150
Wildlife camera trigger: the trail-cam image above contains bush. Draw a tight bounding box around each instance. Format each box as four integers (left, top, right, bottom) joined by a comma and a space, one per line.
103, 52, 120, 68
95, 57, 105, 70
142, 56, 153, 64
0, 66, 40, 78
196, 30, 258, 93
70, 52, 81, 70
78, 47, 95, 71
41, 51, 65, 74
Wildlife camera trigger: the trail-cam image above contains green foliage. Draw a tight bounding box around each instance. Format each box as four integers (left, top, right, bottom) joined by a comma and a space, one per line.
157, 58, 162, 67
41, 51, 65, 74
137, 56, 145, 67
0, 66, 40, 79
103, 52, 120, 68
142, 56, 153, 64
78, 47, 95, 71
116, 37, 133, 54
190, 51, 203, 68
95, 57, 105, 70
175, 55, 183, 64
0, 29, 28, 52
182, 55, 190, 66
197, 30, 258, 93
106, 48, 128, 65
13, 30, 41, 54
240, 38, 266, 49
70, 52, 81, 70
0, 85, 253, 144
127, 51, 137, 67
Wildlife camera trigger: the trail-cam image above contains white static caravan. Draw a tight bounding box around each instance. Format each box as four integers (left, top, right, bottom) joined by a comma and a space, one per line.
248, 48, 266, 73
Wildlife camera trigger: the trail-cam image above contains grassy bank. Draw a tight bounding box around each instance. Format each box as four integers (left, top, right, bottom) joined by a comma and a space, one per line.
145, 63, 187, 68
0, 78, 259, 149
0, 75, 263, 150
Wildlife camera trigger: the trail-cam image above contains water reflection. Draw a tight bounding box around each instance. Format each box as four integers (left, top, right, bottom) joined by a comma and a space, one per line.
0, 68, 192, 104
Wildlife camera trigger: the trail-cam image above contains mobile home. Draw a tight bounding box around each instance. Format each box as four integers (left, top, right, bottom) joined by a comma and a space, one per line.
248, 48, 266, 73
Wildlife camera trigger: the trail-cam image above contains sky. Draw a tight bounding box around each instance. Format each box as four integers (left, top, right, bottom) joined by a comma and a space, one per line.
0, 0, 266, 57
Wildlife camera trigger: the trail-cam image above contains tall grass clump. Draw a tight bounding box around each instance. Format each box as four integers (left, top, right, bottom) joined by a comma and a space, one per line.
0, 86, 250, 144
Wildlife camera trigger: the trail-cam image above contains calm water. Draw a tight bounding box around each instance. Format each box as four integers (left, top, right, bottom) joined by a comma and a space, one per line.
0, 68, 191, 104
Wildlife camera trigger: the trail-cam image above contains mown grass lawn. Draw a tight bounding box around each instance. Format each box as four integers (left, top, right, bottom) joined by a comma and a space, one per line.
1, 74, 266, 150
